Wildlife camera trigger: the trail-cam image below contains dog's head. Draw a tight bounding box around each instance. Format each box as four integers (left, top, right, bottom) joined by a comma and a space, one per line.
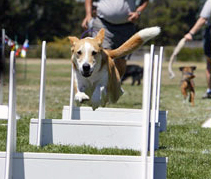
179, 66, 196, 80
68, 29, 105, 77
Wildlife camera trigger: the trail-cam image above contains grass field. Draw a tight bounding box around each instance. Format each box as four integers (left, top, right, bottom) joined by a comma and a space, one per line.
1, 57, 211, 179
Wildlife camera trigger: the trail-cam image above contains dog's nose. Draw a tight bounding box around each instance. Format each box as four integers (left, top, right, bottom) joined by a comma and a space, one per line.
82, 63, 90, 72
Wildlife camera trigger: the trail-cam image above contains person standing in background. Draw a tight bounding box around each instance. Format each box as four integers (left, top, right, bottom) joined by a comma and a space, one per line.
81, 0, 149, 76
184, 0, 211, 98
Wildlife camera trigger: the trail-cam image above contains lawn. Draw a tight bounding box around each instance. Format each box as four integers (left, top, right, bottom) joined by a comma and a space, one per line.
1, 57, 211, 179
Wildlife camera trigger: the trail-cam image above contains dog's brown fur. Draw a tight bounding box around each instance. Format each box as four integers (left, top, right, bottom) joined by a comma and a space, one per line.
179, 66, 196, 106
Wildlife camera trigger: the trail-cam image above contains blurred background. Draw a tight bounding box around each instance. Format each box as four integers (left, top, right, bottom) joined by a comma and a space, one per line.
0, 0, 207, 61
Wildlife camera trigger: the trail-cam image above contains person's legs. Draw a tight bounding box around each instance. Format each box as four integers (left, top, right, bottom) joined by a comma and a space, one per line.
202, 25, 211, 98
202, 57, 211, 98
206, 57, 211, 89
204, 57, 211, 97
92, 17, 114, 49
110, 23, 136, 77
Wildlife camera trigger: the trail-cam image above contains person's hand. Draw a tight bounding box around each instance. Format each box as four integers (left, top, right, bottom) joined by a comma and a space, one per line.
128, 12, 140, 23
82, 15, 92, 29
184, 33, 193, 41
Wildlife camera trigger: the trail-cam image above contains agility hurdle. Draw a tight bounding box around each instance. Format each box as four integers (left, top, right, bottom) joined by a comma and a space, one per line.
29, 44, 166, 151
0, 45, 167, 179
0, 29, 19, 120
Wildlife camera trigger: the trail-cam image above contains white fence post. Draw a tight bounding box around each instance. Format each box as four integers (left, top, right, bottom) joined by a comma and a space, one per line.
4, 51, 16, 179
0, 29, 5, 105
150, 54, 159, 179
37, 41, 46, 146
68, 65, 74, 120
142, 45, 154, 179
156, 47, 164, 122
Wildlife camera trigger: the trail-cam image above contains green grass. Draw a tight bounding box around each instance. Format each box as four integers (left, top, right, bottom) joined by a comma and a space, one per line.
1, 58, 211, 178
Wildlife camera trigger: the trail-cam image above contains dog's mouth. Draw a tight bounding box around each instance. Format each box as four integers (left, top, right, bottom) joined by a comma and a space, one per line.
82, 71, 92, 77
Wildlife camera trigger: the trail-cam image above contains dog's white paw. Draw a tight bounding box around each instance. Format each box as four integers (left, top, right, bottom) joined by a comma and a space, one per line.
75, 92, 90, 103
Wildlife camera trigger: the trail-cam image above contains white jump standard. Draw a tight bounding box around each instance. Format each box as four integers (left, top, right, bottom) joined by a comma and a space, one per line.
0, 29, 19, 120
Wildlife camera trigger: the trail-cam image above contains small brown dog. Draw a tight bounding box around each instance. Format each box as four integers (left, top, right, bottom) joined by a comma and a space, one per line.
179, 66, 196, 106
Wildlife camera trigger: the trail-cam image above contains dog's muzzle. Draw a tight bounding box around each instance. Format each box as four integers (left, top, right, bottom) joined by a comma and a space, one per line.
183, 72, 195, 80
82, 63, 92, 77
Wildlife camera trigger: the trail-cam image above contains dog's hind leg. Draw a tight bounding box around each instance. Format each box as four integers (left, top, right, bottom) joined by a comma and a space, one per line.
190, 91, 195, 106
114, 59, 126, 78
137, 78, 141, 85
131, 77, 136, 85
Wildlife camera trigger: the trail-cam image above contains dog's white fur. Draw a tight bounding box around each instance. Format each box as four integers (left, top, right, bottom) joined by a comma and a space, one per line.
69, 27, 160, 110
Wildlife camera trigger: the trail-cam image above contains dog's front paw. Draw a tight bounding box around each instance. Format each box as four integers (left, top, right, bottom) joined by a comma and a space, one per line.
75, 92, 90, 103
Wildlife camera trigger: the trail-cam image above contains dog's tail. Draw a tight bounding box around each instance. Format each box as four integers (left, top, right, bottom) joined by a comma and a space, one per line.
107, 26, 161, 59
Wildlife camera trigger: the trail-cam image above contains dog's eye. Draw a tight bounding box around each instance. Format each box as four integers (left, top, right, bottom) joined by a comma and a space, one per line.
77, 50, 82, 55
92, 51, 97, 56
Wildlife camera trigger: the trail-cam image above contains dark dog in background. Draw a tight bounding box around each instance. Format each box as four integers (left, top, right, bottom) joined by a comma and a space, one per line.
121, 64, 143, 86
179, 66, 196, 106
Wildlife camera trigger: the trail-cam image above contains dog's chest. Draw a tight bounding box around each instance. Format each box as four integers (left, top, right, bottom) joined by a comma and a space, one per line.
76, 67, 108, 95
182, 80, 194, 91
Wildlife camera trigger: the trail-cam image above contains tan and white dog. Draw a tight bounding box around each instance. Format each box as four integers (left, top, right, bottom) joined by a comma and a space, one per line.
68, 27, 160, 110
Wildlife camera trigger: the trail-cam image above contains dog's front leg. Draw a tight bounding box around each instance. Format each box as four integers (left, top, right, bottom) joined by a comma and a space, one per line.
91, 85, 107, 110
74, 76, 90, 104
181, 87, 187, 102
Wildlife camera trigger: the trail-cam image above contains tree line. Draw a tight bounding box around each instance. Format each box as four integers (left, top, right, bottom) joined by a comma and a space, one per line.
0, 0, 206, 45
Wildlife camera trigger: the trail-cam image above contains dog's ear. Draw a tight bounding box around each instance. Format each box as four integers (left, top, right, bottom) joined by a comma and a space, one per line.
179, 67, 184, 71
95, 28, 105, 45
68, 36, 79, 46
191, 66, 197, 71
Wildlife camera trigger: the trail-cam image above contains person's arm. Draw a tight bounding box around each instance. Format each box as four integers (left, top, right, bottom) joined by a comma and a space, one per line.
128, 0, 149, 23
136, 0, 148, 13
81, 0, 93, 29
184, 17, 207, 40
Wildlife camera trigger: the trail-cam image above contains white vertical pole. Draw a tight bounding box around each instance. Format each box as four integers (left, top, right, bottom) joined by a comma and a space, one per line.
4, 51, 16, 179
142, 44, 154, 179
0, 29, 5, 105
68, 65, 74, 120
156, 47, 164, 122
37, 41, 46, 146
150, 55, 159, 179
